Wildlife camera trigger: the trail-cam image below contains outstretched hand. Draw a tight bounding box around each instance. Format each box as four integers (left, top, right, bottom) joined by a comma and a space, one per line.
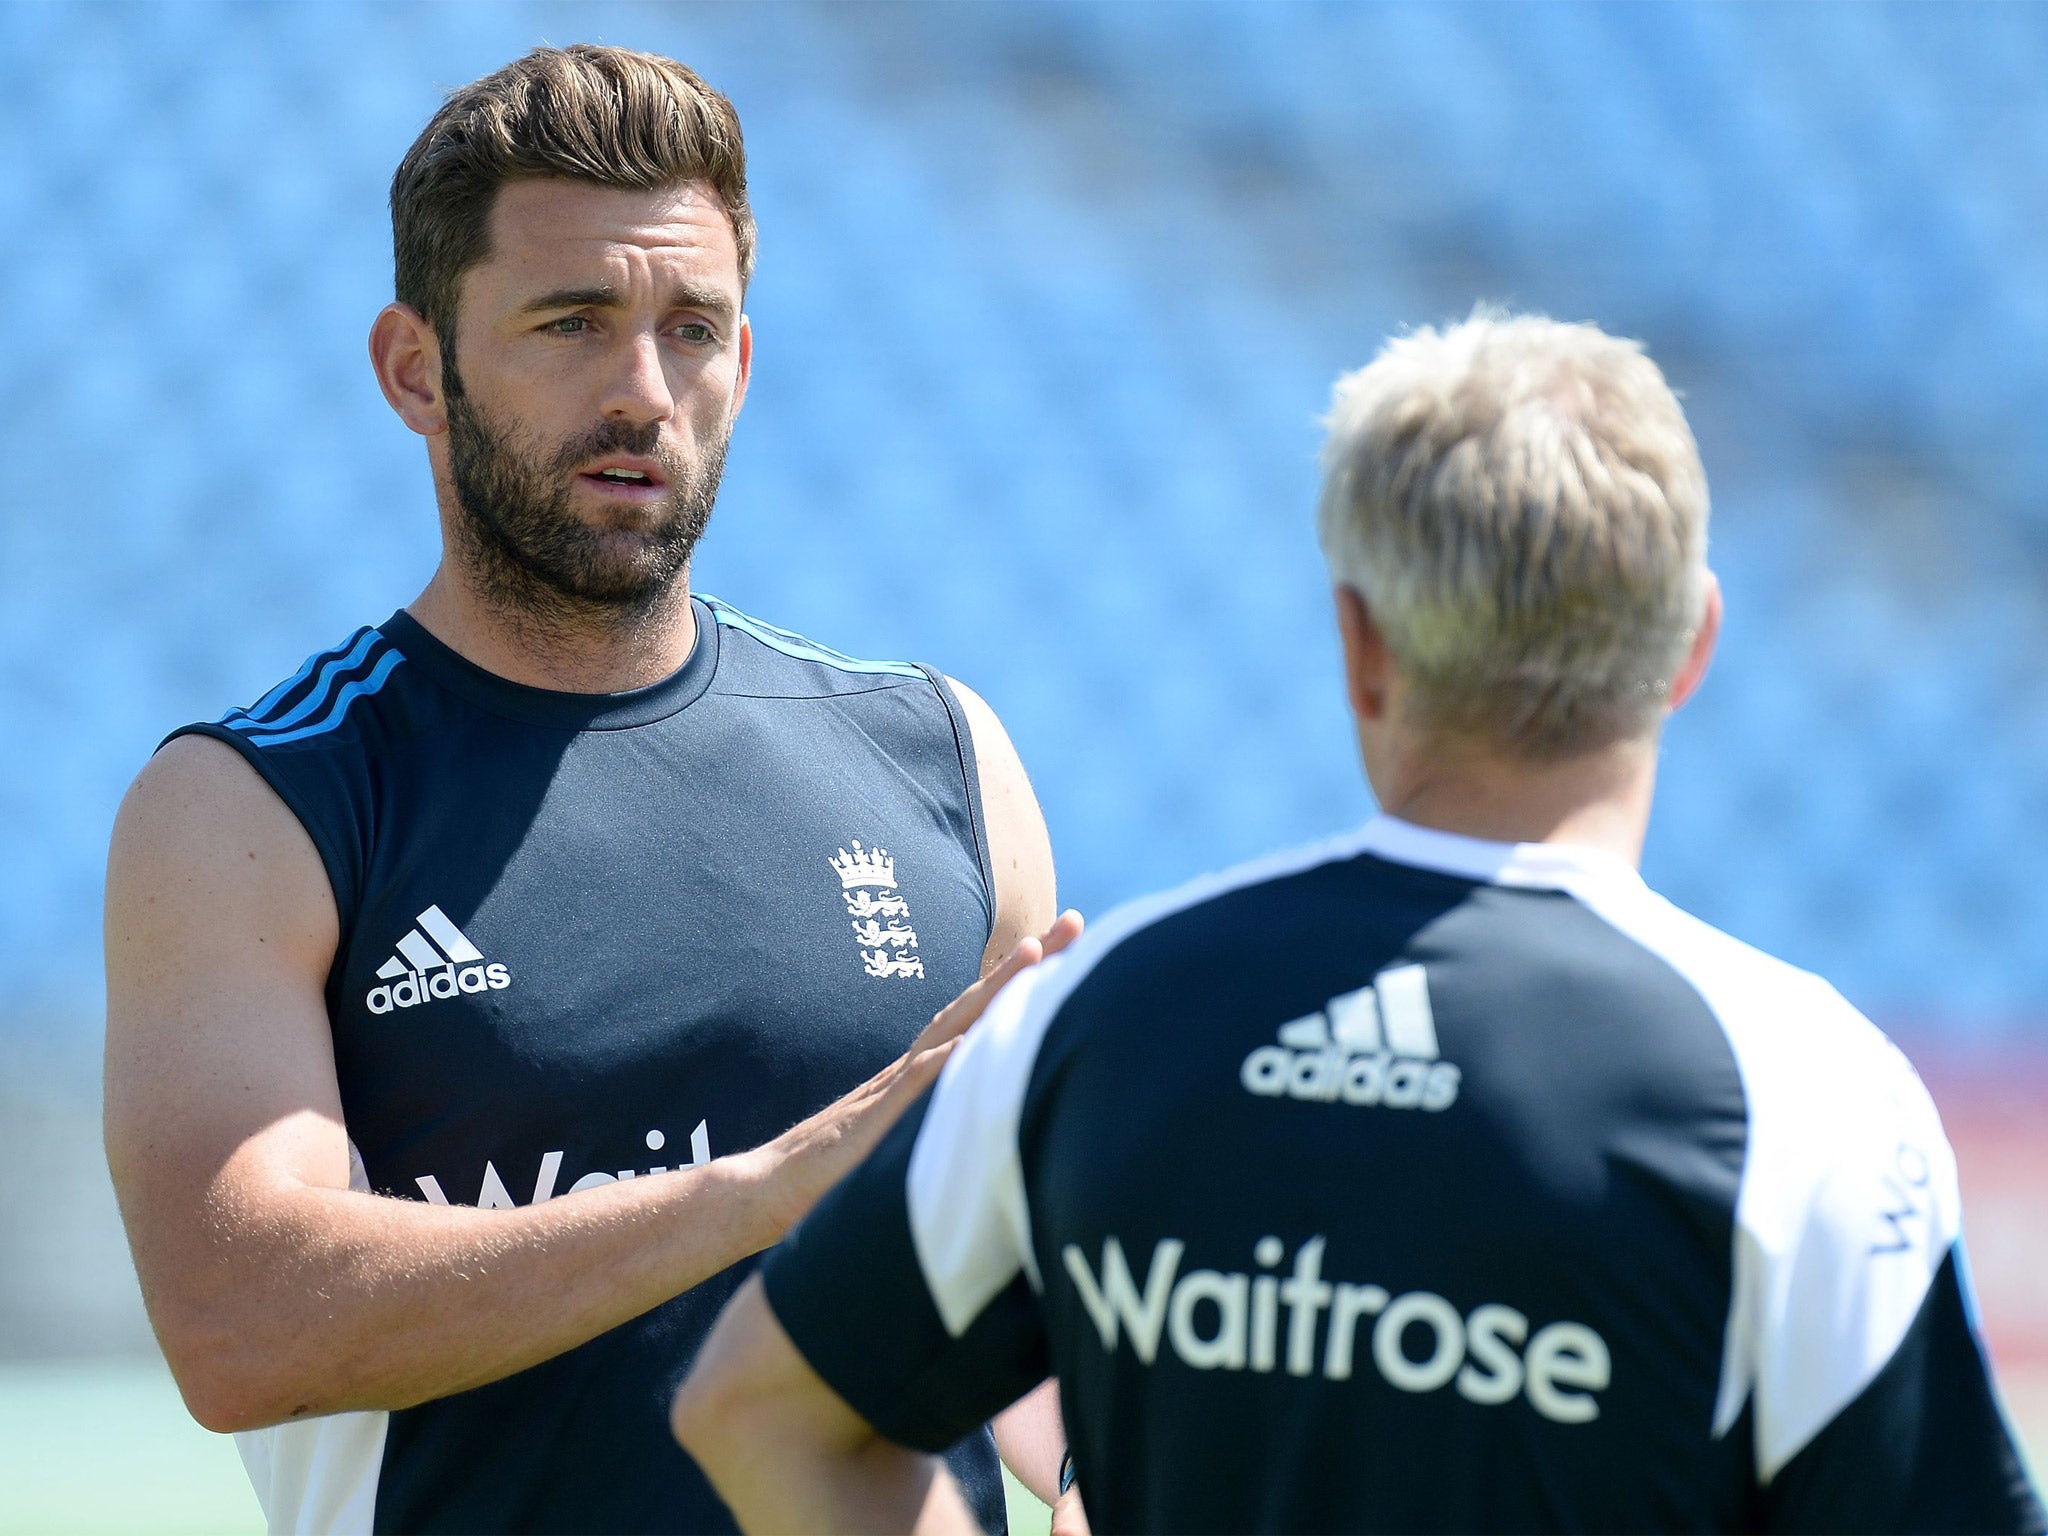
753, 910, 1085, 1235
909, 909, 1086, 1059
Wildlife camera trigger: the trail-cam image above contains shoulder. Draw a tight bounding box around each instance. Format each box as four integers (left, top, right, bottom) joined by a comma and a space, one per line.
110, 730, 337, 950
931, 834, 1382, 1103
161, 622, 410, 831
1570, 879, 1960, 1470
1573, 881, 1949, 1218
939, 674, 1005, 754
936, 674, 1032, 809
698, 592, 989, 826
199, 624, 408, 753
153, 622, 406, 919
1023, 827, 1392, 1031
1566, 877, 1924, 1140
119, 731, 307, 849
699, 595, 937, 698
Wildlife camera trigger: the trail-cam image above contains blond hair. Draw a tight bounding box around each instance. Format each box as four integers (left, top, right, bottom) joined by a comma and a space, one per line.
1317, 312, 1710, 759
391, 44, 754, 349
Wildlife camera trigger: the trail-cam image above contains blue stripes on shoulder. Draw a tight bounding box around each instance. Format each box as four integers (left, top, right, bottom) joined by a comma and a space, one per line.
703, 596, 927, 681
218, 627, 406, 747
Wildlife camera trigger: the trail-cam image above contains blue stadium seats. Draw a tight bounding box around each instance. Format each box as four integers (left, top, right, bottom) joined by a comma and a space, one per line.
1, 0, 2044, 1043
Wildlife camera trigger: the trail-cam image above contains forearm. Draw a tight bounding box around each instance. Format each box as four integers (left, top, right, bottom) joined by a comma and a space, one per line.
153, 1149, 786, 1430
992, 1378, 1066, 1505
696, 1427, 977, 1536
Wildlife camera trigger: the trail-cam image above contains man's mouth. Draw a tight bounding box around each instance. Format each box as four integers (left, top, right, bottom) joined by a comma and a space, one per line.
577, 459, 669, 498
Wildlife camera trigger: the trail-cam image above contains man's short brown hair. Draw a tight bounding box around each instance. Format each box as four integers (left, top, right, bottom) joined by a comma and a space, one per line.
391, 43, 755, 352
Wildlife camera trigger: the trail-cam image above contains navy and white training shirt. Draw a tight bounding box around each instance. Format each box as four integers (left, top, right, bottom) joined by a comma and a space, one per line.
165, 595, 1011, 1535
762, 816, 2045, 1534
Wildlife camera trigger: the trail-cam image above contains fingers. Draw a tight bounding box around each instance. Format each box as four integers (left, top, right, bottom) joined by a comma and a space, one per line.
902, 1035, 960, 1083
978, 911, 1082, 1001
909, 910, 1088, 1056
1038, 909, 1084, 959
913, 939, 1040, 1052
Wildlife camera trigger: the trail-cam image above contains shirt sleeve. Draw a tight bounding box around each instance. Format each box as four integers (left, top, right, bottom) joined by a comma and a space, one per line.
1761, 1243, 2044, 1534
759, 957, 1071, 1453
1721, 994, 2045, 1532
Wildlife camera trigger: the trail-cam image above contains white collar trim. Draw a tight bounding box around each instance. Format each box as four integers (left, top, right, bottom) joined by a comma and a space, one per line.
1354, 814, 1646, 895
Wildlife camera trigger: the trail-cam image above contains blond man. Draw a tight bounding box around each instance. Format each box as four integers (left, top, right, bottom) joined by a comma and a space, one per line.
674, 315, 2044, 1534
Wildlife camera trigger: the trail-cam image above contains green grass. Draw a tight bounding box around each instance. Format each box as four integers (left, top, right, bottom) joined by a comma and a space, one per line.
0, 1356, 2037, 1534
0, 1359, 260, 1536
0, 1356, 1052, 1536
1002, 1468, 1053, 1536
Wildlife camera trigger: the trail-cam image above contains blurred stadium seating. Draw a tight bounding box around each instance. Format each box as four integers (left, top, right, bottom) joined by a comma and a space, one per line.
0, 0, 2044, 1499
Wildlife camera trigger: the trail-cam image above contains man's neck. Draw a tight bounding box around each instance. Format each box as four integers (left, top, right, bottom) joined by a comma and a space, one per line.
1368, 736, 1658, 866
407, 564, 700, 695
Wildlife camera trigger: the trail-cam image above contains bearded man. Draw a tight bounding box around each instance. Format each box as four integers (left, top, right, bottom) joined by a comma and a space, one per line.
103, 44, 1077, 1535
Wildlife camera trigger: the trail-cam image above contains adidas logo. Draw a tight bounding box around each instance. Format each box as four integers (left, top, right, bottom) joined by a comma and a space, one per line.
365, 905, 510, 1014
1240, 963, 1460, 1111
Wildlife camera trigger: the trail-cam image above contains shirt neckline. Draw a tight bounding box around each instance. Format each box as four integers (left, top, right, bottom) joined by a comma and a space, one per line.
1354, 814, 1647, 896
378, 597, 720, 730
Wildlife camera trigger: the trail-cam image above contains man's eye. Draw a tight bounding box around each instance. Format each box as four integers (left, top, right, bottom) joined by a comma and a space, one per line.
545, 316, 589, 334
674, 323, 714, 343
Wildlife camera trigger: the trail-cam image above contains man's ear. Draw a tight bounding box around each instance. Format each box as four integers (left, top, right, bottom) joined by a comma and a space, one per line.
1666, 572, 1723, 713
1334, 584, 1393, 723
368, 303, 449, 438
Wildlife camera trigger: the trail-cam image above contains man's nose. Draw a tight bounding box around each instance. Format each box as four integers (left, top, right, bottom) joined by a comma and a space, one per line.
599, 331, 676, 426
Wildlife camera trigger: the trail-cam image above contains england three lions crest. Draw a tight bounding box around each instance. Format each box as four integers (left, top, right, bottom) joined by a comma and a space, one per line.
830, 840, 925, 979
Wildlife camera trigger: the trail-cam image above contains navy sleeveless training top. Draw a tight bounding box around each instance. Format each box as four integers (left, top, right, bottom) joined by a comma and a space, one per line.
166, 595, 1008, 1535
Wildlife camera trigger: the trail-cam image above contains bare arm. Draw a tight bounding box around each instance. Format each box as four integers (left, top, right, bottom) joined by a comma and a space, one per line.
948, 677, 1084, 1515
675, 1274, 980, 1536
104, 735, 1040, 1434
950, 677, 1057, 975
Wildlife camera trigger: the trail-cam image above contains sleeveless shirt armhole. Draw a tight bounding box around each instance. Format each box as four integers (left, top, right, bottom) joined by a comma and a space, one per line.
919, 667, 998, 947
158, 722, 361, 959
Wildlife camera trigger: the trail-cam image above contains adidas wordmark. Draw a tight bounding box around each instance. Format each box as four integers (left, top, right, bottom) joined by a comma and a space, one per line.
1240, 963, 1460, 1110
366, 905, 510, 1014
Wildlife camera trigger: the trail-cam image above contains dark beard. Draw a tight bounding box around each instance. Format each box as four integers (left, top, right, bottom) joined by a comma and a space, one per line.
442, 365, 726, 624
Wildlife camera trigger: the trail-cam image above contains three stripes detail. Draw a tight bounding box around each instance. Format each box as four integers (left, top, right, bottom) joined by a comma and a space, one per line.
221, 627, 405, 747
218, 597, 914, 751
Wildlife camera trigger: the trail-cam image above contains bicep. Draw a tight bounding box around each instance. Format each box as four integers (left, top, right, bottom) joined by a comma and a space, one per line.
944, 677, 1055, 973
678, 1275, 982, 1536
104, 736, 352, 1289
680, 1274, 875, 1454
